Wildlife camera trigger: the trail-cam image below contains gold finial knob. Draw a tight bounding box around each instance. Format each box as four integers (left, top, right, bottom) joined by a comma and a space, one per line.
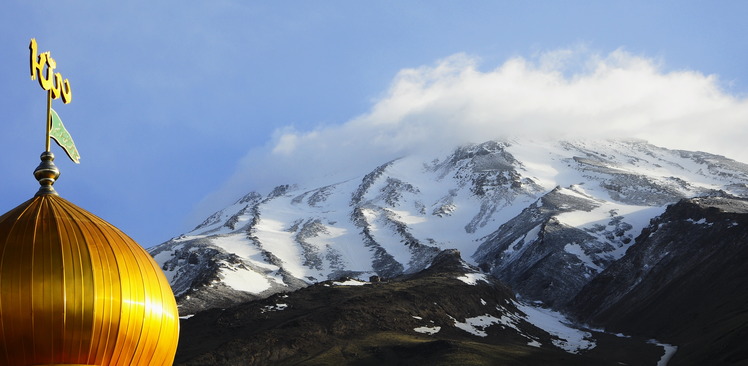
34, 151, 60, 196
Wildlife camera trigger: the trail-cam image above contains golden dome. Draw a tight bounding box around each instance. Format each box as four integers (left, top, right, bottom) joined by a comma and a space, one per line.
0, 154, 179, 365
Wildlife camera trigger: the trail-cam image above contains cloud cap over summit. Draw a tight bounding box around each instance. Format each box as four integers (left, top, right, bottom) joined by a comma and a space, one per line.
201, 48, 748, 217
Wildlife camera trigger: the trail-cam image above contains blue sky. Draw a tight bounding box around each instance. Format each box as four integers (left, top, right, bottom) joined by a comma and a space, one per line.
2, 1, 748, 247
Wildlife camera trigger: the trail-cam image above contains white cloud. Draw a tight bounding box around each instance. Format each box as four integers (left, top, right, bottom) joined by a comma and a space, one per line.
271, 131, 300, 155
194, 48, 748, 219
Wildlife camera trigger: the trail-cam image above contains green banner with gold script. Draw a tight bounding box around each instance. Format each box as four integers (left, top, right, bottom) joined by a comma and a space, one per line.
50, 108, 80, 164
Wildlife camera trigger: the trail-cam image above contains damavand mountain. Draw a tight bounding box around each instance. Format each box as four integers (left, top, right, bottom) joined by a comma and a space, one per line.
149, 138, 748, 365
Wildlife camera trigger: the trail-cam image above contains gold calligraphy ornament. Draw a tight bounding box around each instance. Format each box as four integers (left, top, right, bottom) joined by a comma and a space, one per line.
29, 38, 80, 163
29, 38, 72, 104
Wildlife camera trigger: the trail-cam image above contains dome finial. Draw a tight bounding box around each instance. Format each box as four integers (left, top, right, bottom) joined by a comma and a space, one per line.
34, 151, 60, 196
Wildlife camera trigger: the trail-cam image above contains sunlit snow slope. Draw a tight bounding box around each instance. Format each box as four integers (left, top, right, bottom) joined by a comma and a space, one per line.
149, 139, 748, 314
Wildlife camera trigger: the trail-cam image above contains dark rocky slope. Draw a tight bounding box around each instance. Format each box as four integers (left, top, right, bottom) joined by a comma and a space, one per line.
175, 250, 663, 365
473, 186, 609, 308
568, 195, 748, 366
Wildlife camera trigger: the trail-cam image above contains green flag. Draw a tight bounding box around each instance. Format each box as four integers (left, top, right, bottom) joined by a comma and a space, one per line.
50, 108, 80, 164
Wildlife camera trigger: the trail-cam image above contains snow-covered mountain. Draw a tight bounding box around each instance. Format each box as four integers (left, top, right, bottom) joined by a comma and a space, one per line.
149, 138, 748, 314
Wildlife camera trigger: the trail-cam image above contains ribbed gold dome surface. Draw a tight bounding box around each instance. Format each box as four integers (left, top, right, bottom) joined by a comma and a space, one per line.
0, 194, 179, 365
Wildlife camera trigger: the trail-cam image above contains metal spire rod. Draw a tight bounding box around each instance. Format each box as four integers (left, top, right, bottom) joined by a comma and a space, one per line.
45, 89, 51, 152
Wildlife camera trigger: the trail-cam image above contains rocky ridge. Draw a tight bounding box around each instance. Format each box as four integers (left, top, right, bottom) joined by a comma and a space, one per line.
568, 195, 748, 365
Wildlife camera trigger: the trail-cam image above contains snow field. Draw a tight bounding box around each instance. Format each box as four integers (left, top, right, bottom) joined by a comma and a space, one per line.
219, 264, 273, 294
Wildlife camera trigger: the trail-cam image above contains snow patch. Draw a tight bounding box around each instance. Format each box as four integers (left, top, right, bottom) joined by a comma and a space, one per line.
648, 340, 678, 366
527, 340, 542, 347
450, 310, 528, 338
516, 303, 596, 354
220, 266, 272, 294
564, 243, 603, 272
687, 218, 711, 226
332, 279, 368, 286
414, 326, 441, 335
451, 314, 501, 337
456, 273, 489, 285
261, 303, 288, 313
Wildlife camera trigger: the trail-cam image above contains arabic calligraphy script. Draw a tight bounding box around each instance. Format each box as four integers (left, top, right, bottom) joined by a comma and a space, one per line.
29, 38, 72, 104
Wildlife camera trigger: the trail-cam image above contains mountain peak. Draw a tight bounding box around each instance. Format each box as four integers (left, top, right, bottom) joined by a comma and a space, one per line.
151, 138, 748, 314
